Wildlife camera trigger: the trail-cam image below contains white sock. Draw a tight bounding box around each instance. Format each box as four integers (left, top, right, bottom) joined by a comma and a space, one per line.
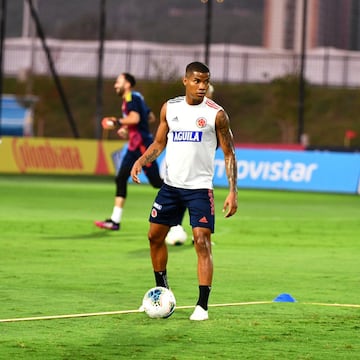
111, 206, 122, 224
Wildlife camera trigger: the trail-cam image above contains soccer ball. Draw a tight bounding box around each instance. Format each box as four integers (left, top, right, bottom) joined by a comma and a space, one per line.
142, 286, 176, 318
165, 225, 187, 246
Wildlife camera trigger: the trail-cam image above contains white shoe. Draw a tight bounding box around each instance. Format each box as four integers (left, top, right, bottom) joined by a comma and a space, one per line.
190, 305, 209, 321
165, 225, 187, 246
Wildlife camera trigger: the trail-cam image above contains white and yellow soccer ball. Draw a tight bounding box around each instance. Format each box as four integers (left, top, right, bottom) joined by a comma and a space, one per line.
142, 287, 176, 319
165, 225, 187, 246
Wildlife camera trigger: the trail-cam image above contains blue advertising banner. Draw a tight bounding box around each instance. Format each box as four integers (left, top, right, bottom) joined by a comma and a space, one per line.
230, 149, 360, 194
112, 147, 360, 194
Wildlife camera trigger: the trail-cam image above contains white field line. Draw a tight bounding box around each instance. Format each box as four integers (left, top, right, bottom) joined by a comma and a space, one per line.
0, 301, 271, 323
1, 300, 359, 323
239, 216, 358, 222
0, 309, 141, 323
303, 302, 360, 308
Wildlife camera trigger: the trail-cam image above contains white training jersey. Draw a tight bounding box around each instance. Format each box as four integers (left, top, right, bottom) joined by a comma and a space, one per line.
164, 96, 223, 189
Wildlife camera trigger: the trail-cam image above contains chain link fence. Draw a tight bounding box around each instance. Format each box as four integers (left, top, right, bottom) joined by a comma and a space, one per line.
5, 39, 360, 87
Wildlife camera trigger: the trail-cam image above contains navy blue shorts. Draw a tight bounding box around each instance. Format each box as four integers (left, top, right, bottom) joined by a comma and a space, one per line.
149, 183, 215, 233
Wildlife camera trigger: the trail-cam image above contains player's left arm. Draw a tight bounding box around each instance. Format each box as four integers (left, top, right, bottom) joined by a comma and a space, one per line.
117, 110, 140, 138
101, 110, 140, 137
118, 110, 140, 126
215, 109, 238, 218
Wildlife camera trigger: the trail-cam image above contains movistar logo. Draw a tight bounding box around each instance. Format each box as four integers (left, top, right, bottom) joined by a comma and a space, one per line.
172, 131, 202, 142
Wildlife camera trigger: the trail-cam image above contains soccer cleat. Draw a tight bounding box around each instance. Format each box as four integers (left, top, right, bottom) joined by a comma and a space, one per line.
189, 305, 209, 321
94, 219, 120, 231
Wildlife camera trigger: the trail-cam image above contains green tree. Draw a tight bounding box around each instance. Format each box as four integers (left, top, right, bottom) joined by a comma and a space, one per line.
269, 74, 309, 144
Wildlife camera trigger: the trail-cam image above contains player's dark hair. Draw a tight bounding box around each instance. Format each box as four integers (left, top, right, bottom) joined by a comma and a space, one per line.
185, 62, 210, 77
123, 73, 136, 87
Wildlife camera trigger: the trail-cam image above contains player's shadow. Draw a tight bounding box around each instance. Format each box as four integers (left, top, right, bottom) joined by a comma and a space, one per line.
42, 231, 113, 240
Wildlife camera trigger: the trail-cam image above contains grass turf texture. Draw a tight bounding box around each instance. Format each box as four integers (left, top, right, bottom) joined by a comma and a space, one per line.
0, 174, 359, 359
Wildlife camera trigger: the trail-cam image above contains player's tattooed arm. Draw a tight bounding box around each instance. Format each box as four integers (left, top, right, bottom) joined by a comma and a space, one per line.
140, 148, 161, 166
131, 145, 162, 184
225, 153, 237, 194
216, 110, 238, 217
216, 110, 238, 194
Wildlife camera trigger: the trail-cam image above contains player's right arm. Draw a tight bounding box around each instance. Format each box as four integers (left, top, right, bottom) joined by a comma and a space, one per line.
130, 103, 169, 183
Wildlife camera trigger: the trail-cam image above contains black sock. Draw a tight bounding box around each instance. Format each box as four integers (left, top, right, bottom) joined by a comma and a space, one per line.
196, 285, 211, 310
154, 270, 169, 289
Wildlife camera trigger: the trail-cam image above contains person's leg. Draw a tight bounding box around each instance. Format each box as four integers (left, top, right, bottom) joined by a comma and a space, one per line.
187, 189, 215, 320
146, 163, 188, 239
95, 165, 129, 229
95, 151, 135, 230
148, 222, 170, 288
192, 227, 213, 287
147, 184, 183, 288
190, 226, 212, 321
111, 196, 125, 223
110, 164, 131, 224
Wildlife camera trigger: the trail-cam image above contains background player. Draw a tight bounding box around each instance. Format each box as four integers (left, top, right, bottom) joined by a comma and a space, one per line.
95, 73, 163, 231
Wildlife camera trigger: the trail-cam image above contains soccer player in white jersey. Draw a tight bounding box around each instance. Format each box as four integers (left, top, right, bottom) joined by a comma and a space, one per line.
131, 62, 238, 321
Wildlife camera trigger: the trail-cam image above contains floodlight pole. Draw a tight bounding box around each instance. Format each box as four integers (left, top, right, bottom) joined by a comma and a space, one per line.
22, 0, 38, 95
204, 0, 213, 65
95, 0, 106, 139
297, 0, 308, 144
26, 0, 79, 138
0, 0, 7, 138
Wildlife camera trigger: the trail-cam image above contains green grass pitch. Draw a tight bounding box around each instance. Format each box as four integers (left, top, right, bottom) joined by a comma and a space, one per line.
0, 174, 359, 359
